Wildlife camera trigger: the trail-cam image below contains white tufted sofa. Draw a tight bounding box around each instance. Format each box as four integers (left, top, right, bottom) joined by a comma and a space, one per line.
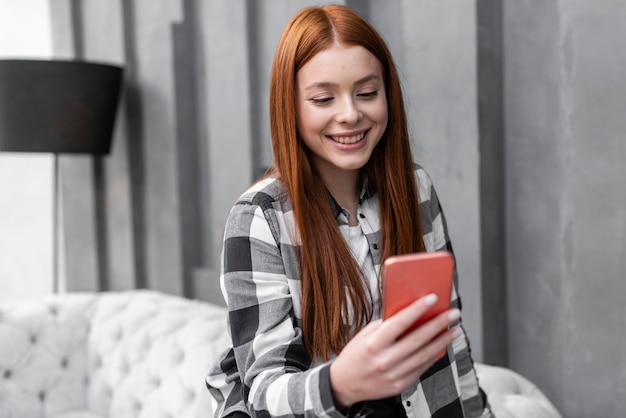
0, 290, 562, 418
0, 290, 229, 418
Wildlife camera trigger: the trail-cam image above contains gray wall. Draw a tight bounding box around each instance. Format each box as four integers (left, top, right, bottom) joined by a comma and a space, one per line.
504, 1, 626, 416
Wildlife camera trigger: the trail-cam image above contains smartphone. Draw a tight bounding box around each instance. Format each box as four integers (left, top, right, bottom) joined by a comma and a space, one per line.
382, 251, 454, 337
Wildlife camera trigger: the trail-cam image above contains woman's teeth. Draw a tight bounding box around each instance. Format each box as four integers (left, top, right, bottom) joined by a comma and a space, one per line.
330, 132, 365, 144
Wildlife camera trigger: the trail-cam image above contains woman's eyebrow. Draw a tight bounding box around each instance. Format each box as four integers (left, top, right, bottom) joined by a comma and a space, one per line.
303, 74, 381, 91
354, 74, 381, 86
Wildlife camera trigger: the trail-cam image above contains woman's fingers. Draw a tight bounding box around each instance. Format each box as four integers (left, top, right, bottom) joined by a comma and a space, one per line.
373, 293, 440, 349
377, 313, 463, 392
406, 324, 461, 370
392, 326, 461, 387
391, 307, 460, 359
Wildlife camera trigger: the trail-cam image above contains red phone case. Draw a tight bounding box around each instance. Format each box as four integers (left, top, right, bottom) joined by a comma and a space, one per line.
382, 251, 454, 336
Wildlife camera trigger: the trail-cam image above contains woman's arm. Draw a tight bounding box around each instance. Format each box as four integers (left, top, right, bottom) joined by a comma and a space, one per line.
219, 196, 344, 417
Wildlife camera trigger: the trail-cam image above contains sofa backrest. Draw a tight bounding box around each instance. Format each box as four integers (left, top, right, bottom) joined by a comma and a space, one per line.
0, 290, 231, 418
86, 290, 230, 418
0, 293, 97, 417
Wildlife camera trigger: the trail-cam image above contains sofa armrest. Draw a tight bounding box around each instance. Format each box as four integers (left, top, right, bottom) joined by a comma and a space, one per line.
476, 363, 562, 418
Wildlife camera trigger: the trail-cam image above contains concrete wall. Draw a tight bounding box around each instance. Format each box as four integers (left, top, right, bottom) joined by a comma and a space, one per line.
504, 1, 626, 416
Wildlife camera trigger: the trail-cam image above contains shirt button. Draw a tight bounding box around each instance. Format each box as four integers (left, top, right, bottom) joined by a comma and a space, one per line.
372, 244, 379, 250
359, 213, 365, 219
406, 401, 412, 407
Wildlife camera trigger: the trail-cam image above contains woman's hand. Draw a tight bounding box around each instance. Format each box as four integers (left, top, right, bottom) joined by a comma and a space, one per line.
329, 294, 462, 409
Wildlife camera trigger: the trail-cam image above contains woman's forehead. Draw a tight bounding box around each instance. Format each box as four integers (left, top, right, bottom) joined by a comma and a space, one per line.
296, 44, 383, 88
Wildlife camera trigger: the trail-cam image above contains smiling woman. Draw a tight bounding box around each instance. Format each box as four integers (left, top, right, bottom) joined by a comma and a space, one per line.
0, 0, 54, 301
205, 4, 492, 418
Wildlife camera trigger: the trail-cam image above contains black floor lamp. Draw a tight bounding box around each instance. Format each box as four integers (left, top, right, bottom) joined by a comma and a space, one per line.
0, 59, 124, 292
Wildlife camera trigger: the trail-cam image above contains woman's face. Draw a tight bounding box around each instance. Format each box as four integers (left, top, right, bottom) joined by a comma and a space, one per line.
295, 43, 388, 180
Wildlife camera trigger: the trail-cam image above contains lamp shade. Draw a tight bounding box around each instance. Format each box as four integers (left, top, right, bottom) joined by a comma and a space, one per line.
0, 59, 123, 154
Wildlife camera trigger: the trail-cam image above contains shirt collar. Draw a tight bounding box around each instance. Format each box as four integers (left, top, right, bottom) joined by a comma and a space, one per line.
327, 179, 375, 224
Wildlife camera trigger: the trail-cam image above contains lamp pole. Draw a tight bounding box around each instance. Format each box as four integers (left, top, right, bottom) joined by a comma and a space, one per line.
53, 154, 59, 292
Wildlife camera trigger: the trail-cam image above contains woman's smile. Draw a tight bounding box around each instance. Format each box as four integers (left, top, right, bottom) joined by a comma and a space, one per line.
327, 129, 369, 145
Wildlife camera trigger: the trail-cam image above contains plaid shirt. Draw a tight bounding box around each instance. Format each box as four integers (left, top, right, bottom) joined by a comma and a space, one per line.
206, 166, 492, 418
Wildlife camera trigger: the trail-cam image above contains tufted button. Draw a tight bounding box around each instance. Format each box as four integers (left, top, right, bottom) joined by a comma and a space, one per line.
3, 370, 11, 379
49, 305, 58, 316
171, 347, 185, 365
61, 357, 69, 368
113, 328, 123, 341
30, 334, 38, 344
120, 359, 130, 375
38, 391, 46, 402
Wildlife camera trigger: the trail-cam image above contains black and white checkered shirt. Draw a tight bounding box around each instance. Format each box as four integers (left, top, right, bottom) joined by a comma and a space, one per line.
206, 166, 492, 418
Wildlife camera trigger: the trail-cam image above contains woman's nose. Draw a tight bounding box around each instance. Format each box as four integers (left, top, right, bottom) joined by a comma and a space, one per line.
336, 96, 361, 125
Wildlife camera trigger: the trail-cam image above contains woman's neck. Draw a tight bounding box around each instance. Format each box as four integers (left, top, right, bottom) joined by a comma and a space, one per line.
319, 169, 361, 226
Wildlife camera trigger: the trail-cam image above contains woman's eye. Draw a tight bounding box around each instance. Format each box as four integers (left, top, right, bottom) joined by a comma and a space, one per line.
310, 97, 333, 105
358, 90, 379, 99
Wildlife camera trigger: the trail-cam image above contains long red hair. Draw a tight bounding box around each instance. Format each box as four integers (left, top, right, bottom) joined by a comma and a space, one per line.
268, 5, 425, 361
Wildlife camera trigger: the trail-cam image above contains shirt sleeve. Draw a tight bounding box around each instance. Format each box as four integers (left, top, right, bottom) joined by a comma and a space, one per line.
212, 197, 346, 418
423, 171, 494, 418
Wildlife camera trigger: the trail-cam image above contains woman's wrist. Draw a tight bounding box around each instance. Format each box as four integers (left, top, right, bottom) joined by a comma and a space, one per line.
329, 360, 357, 410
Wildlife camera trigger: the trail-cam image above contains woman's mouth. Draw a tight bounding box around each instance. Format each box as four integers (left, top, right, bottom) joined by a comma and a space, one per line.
328, 130, 367, 144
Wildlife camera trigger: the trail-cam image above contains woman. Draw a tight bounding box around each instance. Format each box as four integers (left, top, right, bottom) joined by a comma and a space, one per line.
206, 5, 492, 418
